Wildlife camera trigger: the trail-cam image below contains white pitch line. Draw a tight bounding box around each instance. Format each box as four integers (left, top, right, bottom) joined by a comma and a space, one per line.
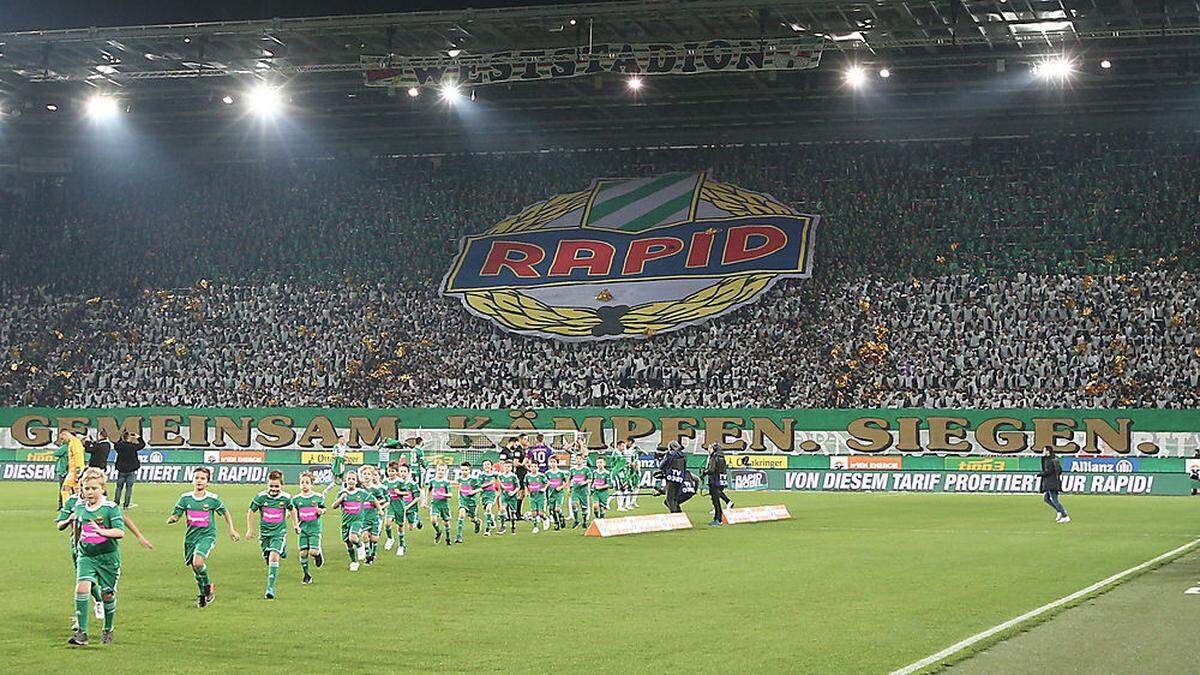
891, 536, 1200, 675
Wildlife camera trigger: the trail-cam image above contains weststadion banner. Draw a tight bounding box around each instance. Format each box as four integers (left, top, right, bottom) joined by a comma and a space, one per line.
2, 408, 1197, 457
363, 37, 822, 89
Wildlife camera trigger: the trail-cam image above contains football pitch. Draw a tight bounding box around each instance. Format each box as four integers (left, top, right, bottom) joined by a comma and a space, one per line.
1, 484, 1196, 673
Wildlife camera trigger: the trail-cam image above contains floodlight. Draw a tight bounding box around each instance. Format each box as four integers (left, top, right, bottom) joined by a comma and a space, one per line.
627, 77, 644, 91
407, 87, 420, 97
246, 84, 282, 116
440, 83, 463, 103
1033, 56, 1073, 81
85, 95, 119, 119
844, 66, 867, 88
879, 68, 891, 79
1100, 59, 1112, 69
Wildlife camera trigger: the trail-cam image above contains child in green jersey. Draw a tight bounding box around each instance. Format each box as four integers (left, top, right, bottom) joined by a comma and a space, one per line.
392, 463, 421, 556
291, 471, 326, 584
167, 466, 241, 608
479, 459, 499, 536
525, 463, 548, 533
58, 482, 153, 628
67, 468, 124, 646
544, 456, 569, 531
568, 454, 592, 529
496, 460, 520, 535
358, 466, 387, 564
591, 456, 613, 520
383, 462, 404, 551
428, 463, 454, 546
245, 470, 295, 599
330, 469, 373, 572
455, 461, 482, 544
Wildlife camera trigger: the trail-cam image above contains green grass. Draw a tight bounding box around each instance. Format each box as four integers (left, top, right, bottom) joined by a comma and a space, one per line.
0, 485, 1195, 673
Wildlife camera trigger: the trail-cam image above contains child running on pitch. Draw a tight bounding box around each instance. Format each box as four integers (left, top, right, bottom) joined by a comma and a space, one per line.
393, 463, 422, 556
455, 461, 482, 544
497, 460, 520, 535
330, 469, 372, 571
58, 482, 153, 628
66, 468, 124, 646
359, 466, 387, 564
245, 470, 295, 599
479, 459, 499, 536
291, 471, 325, 584
167, 466, 240, 607
383, 462, 404, 551
568, 454, 592, 529
544, 456, 569, 530
591, 456, 613, 520
427, 463, 454, 546
525, 462, 548, 533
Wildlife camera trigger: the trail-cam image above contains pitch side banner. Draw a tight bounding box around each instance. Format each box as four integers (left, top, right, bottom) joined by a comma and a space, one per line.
1, 408, 1198, 457
774, 470, 1193, 495
363, 37, 822, 89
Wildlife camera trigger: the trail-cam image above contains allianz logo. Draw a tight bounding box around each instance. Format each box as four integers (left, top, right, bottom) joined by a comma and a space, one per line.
1070, 459, 1135, 473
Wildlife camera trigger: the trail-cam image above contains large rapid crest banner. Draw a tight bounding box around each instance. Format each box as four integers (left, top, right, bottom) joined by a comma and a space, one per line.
441, 171, 818, 340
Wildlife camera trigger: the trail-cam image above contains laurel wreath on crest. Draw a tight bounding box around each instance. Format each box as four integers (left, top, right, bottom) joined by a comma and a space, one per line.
463, 179, 795, 338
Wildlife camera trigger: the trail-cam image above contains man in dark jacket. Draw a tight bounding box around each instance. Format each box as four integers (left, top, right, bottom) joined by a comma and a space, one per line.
85, 430, 113, 470
113, 431, 145, 508
701, 444, 732, 525
1038, 448, 1070, 523
659, 442, 688, 513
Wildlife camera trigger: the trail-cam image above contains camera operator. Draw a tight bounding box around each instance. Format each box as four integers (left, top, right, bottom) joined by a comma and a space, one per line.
701, 443, 732, 525
85, 429, 113, 470
659, 441, 687, 513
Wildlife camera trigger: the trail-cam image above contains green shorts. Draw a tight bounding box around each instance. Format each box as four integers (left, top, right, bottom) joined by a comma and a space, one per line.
298, 532, 322, 551
402, 505, 421, 525
388, 502, 407, 521
183, 534, 217, 565
341, 517, 364, 540
481, 490, 498, 506
431, 500, 451, 520
77, 552, 121, 593
260, 533, 287, 556
546, 491, 564, 508
528, 492, 546, 510
593, 489, 611, 505
361, 512, 382, 537
571, 491, 590, 508
501, 493, 520, 508
459, 498, 478, 517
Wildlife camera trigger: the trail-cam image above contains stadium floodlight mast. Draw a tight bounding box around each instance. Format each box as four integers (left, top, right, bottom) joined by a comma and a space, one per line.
246, 84, 283, 116
85, 95, 120, 120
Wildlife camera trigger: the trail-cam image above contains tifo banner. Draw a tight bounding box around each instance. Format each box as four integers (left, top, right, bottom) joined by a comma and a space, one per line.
2, 408, 1198, 456
440, 171, 817, 340
362, 37, 822, 89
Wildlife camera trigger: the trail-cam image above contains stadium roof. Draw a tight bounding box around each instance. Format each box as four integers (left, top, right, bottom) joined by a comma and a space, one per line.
2, 0, 1199, 158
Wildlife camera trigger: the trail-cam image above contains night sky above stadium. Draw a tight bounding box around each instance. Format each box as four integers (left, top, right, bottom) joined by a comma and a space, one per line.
2, 0, 609, 31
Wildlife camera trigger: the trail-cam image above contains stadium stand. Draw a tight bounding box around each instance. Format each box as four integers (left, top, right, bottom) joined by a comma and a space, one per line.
1, 132, 1197, 409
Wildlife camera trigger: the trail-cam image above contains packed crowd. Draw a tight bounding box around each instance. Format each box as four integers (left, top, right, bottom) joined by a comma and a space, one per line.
1, 132, 1197, 409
